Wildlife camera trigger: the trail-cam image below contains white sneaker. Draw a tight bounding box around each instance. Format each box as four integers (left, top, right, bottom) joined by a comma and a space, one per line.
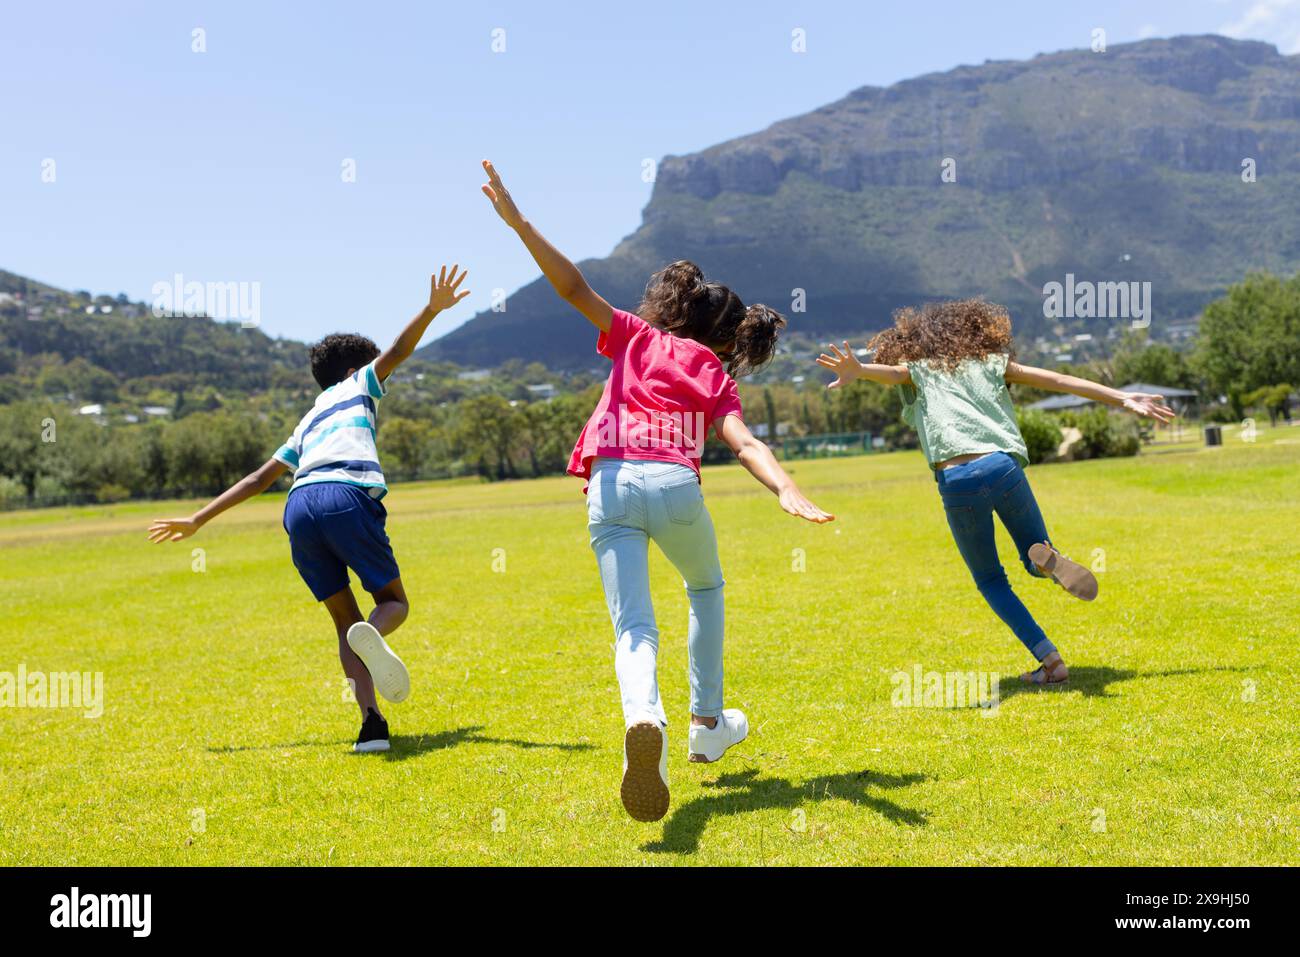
346, 621, 410, 703
621, 717, 669, 822
688, 709, 748, 763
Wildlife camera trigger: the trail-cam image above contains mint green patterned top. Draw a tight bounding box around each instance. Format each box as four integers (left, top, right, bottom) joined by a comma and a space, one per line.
897, 353, 1029, 469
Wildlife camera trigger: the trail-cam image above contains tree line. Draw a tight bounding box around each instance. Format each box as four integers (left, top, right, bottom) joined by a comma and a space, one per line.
0, 270, 1296, 510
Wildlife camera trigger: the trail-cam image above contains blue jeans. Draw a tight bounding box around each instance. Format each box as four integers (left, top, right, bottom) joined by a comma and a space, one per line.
935, 452, 1057, 661
587, 458, 725, 726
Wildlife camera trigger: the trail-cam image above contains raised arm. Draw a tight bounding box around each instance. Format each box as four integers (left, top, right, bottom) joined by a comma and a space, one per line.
1006, 362, 1175, 422
374, 265, 470, 383
714, 414, 834, 523
816, 341, 911, 387
480, 159, 613, 333
148, 456, 289, 543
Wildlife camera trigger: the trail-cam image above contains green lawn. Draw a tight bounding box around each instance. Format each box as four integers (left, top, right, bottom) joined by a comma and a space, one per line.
1, 424, 1297, 865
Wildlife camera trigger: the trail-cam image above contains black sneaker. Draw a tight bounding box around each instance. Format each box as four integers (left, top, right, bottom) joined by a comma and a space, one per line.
353, 708, 390, 753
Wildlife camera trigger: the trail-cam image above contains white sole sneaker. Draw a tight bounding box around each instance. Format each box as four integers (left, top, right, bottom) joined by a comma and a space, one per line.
621, 719, 669, 822
345, 621, 410, 703
688, 708, 748, 763
353, 739, 390, 754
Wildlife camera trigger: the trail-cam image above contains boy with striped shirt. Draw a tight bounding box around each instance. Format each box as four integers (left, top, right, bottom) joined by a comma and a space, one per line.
149, 266, 469, 752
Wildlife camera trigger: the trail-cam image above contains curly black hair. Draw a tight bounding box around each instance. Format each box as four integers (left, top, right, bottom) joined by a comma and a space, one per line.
638, 260, 786, 378
309, 333, 380, 389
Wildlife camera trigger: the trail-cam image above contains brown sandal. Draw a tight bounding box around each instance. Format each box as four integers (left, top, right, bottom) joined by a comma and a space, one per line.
1029, 542, 1098, 602
1020, 653, 1070, 687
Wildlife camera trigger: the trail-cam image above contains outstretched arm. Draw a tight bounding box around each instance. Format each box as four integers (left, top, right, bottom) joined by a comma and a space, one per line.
816, 341, 911, 387
147, 457, 289, 543
480, 159, 613, 333
374, 265, 470, 382
1006, 362, 1175, 422
715, 414, 834, 523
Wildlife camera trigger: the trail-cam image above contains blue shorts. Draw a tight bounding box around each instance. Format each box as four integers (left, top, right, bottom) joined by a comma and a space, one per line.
283, 482, 400, 601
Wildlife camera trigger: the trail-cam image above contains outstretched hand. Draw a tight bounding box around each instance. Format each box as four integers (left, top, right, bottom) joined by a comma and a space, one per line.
428, 264, 470, 313
1121, 392, 1176, 423
816, 341, 865, 389
480, 159, 524, 229
778, 487, 835, 524
148, 517, 199, 543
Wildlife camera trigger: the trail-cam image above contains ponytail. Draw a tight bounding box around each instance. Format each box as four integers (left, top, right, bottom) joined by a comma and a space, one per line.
728, 303, 785, 377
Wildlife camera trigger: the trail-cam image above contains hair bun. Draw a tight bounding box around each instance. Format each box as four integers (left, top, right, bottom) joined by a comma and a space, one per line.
659, 260, 708, 299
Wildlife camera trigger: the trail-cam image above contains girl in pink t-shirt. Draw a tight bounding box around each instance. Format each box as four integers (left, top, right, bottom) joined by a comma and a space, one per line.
483, 160, 833, 823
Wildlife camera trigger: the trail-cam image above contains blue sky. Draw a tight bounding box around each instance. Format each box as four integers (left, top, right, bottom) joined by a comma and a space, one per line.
3, 1, 1298, 345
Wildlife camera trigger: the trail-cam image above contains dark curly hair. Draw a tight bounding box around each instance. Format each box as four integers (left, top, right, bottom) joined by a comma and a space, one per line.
867, 298, 1015, 373
638, 260, 785, 378
309, 333, 380, 389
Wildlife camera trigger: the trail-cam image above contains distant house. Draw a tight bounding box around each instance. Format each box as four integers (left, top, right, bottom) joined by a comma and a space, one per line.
142, 405, 171, 417
526, 383, 558, 400
77, 404, 103, 416
1027, 393, 1092, 411
1028, 382, 1198, 413
456, 369, 492, 382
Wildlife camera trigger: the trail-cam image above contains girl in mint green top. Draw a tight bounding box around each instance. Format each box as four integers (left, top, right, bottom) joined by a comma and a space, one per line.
817, 299, 1174, 686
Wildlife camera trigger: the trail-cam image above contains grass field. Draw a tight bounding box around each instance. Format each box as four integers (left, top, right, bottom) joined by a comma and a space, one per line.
2, 424, 1297, 866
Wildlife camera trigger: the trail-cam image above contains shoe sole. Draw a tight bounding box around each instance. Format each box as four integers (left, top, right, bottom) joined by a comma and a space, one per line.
621, 721, 669, 822
1029, 543, 1098, 602
353, 739, 391, 753
346, 622, 410, 703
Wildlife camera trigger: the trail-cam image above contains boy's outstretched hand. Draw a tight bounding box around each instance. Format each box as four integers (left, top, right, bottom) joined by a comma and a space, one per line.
428, 264, 470, 313
817, 341, 865, 389
480, 160, 524, 230
1121, 391, 1176, 423
148, 517, 199, 543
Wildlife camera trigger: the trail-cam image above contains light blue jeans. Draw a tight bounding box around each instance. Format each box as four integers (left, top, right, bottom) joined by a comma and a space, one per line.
587, 458, 725, 727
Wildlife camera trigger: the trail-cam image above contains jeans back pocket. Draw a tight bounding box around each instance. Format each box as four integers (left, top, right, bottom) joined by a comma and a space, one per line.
587, 473, 627, 524
662, 478, 704, 525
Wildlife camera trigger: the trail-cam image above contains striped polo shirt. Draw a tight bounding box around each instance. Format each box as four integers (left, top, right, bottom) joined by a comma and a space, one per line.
274, 360, 388, 498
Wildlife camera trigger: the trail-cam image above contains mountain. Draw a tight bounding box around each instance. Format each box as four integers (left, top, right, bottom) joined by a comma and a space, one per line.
0, 270, 312, 402
427, 35, 1300, 368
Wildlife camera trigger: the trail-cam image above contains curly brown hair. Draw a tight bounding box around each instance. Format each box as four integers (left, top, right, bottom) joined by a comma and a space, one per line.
638, 260, 785, 378
867, 298, 1015, 372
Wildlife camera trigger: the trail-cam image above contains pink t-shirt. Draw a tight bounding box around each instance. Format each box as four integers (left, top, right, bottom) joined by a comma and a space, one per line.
567, 309, 744, 482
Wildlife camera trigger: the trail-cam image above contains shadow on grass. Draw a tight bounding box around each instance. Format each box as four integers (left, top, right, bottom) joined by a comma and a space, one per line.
997, 664, 1255, 702
643, 767, 930, 855
207, 739, 352, 754
383, 725, 596, 761
207, 724, 595, 758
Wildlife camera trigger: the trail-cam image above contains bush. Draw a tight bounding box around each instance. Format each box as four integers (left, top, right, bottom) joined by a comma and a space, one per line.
1202, 404, 1239, 424
0, 476, 26, 510
32, 476, 71, 507
883, 421, 919, 451
1058, 407, 1140, 459
1017, 408, 1063, 464
94, 483, 132, 504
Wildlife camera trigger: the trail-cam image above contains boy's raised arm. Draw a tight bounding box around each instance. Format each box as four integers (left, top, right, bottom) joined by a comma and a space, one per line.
480, 159, 614, 333
148, 457, 289, 543
1006, 362, 1175, 422
374, 265, 470, 383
